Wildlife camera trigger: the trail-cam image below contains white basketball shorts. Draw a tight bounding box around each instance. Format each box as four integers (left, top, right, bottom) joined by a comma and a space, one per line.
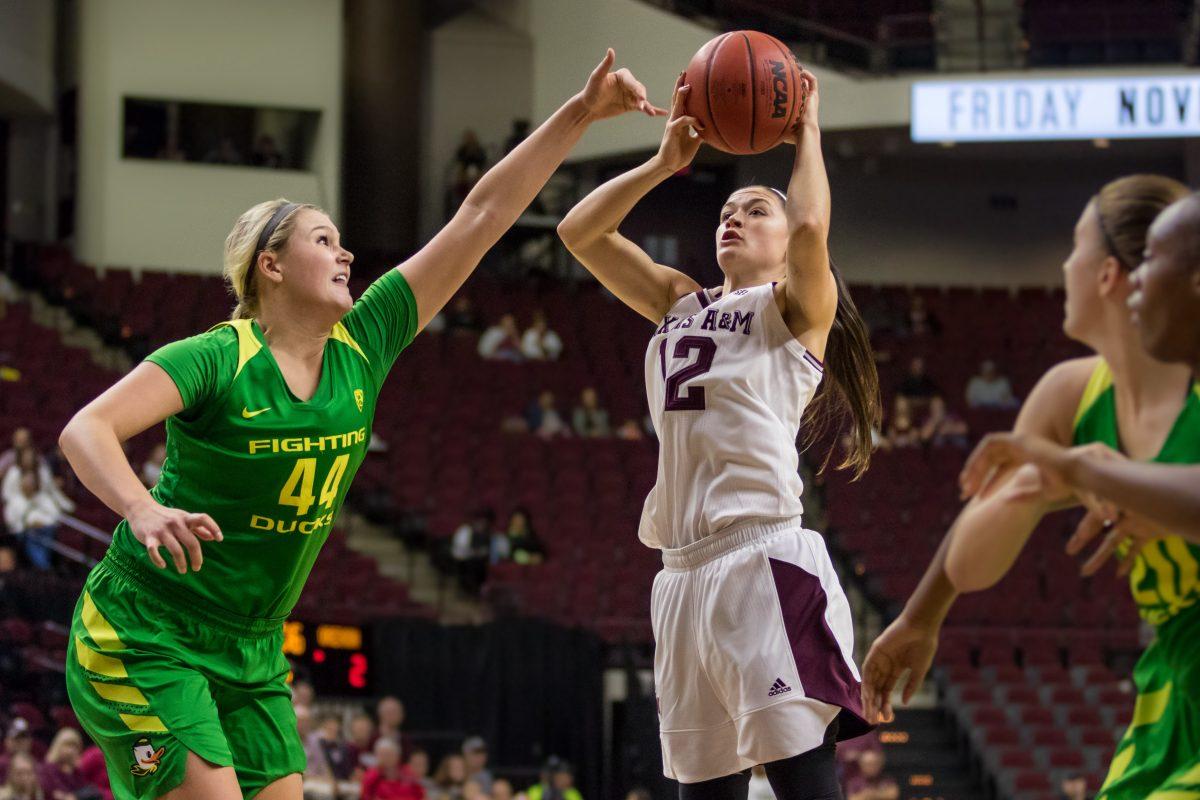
650, 518, 872, 784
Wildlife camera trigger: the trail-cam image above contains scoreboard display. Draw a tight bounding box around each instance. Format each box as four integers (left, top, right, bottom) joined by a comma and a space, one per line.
283, 621, 372, 696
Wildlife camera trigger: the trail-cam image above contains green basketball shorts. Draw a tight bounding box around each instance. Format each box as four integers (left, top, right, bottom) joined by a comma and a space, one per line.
65, 549, 306, 800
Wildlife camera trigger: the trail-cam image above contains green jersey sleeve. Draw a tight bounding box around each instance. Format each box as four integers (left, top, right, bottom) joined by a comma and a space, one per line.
340, 267, 419, 385
144, 328, 236, 422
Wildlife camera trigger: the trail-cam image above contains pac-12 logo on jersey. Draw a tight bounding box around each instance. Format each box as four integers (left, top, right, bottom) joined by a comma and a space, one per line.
354, 389, 364, 413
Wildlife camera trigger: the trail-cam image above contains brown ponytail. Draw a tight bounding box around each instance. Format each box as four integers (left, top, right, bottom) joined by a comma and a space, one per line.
801, 264, 881, 480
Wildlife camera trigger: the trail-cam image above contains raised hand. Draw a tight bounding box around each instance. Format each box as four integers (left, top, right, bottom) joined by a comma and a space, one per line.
578, 49, 668, 122
653, 75, 705, 173
126, 497, 222, 574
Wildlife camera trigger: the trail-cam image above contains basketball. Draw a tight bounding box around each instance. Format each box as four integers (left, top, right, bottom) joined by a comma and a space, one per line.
682, 30, 806, 155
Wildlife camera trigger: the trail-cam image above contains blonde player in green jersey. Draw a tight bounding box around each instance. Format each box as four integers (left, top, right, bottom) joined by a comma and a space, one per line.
57, 51, 665, 800
858, 175, 1197, 800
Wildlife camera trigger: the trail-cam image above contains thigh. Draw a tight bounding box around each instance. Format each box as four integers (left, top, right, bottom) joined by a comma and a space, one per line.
160, 752, 242, 800
214, 678, 306, 799
66, 585, 234, 800
254, 773, 304, 800
762, 741, 842, 800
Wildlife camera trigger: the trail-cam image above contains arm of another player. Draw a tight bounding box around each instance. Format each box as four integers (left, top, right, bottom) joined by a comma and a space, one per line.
59, 363, 222, 574
780, 70, 837, 345
557, 76, 704, 323
397, 49, 665, 331
943, 359, 1091, 592
861, 358, 1087, 723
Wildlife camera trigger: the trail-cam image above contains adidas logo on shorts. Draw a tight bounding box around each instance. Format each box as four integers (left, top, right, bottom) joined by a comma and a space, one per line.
768, 677, 792, 697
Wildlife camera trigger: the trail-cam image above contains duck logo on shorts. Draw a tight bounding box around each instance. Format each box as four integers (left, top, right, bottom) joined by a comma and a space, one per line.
354, 389, 364, 413
130, 737, 165, 776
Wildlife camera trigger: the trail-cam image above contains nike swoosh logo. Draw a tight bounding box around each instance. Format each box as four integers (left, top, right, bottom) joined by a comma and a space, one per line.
242, 407, 271, 419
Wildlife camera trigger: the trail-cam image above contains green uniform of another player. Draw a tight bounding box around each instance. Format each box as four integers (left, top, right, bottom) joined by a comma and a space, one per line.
1073, 360, 1200, 800
65, 269, 417, 800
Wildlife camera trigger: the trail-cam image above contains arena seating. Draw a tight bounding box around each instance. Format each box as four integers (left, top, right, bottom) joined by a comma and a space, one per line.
13, 250, 1143, 797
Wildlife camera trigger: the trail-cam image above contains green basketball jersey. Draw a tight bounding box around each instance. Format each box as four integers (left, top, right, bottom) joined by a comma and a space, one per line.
1073, 360, 1200, 626
106, 269, 417, 620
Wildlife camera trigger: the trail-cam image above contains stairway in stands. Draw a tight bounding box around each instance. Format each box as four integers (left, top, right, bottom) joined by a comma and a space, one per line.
881, 709, 987, 800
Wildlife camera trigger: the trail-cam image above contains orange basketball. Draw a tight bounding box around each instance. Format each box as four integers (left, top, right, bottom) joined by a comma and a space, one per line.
682, 31, 805, 155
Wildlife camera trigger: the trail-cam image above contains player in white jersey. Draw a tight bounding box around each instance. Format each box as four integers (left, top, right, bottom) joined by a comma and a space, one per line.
559, 72, 881, 800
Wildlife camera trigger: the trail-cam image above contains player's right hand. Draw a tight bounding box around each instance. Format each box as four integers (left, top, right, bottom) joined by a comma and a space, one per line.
126, 497, 222, 574
861, 614, 939, 724
653, 75, 704, 174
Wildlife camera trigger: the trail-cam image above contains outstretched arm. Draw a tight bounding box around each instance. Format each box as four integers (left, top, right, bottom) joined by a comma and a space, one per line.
780, 70, 837, 342
557, 78, 704, 323
399, 50, 665, 330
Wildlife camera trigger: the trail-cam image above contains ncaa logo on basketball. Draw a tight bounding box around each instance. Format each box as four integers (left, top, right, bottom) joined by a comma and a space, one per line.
769, 60, 788, 118
354, 389, 364, 412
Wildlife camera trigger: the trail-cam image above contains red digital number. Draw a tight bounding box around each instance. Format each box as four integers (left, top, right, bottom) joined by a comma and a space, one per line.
348, 653, 368, 689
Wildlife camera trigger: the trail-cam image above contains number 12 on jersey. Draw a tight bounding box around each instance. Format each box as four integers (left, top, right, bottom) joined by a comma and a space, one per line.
659, 336, 717, 411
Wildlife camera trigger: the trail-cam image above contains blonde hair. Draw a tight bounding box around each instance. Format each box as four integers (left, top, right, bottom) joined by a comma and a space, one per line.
223, 198, 320, 320
45, 727, 82, 766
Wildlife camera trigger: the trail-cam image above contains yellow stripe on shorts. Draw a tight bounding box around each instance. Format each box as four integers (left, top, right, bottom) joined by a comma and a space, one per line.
89, 681, 148, 706
1144, 790, 1200, 800
119, 714, 167, 733
1131, 682, 1173, 729
81, 591, 125, 651
74, 637, 127, 678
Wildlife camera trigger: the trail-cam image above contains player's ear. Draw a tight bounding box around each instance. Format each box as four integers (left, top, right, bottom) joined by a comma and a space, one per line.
1096, 255, 1124, 298
258, 252, 284, 286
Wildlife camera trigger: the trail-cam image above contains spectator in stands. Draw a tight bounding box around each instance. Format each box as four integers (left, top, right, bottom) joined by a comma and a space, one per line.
347, 712, 378, 775
140, 443, 166, 488
376, 696, 414, 761
903, 294, 940, 338
504, 119, 531, 154
526, 758, 581, 800
433, 753, 467, 800
291, 678, 315, 709
572, 388, 612, 438
526, 392, 570, 439
1059, 773, 1088, 800
504, 507, 544, 565
361, 738, 424, 800
463, 782, 487, 800
4, 471, 64, 570
0, 546, 16, 574
896, 356, 940, 410
623, 789, 650, 800
37, 728, 92, 800
452, 510, 494, 590
0, 720, 33, 782
77, 746, 111, 800
203, 136, 244, 165
837, 731, 883, 784
407, 750, 437, 799
844, 750, 898, 800
251, 135, 285, 169
0, 428, 33, 476
615, 419, 644, 441
445, 296, 483, 338
462, 737, 493, 794
521, 311, 563, 361
307, 711, 355, 787
965, 359, 1019, 409
492, 779, 516, 800
0, 753, 42, 800
478, 315, 524, 362
885, 396, 920, 449
919, 396, 969, 448
449, 130, 488, 214
295, 704, 314, 741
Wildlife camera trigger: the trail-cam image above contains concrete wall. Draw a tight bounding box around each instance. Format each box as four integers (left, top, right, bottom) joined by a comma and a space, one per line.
75, 0, 342, 274
0, 0, 55, 115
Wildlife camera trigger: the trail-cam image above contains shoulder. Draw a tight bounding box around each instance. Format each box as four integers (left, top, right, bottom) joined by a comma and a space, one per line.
1017, 355, 1101, 441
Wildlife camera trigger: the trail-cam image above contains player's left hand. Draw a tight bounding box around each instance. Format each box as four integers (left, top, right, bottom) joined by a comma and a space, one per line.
1068, 505, 1160, 577
861, 613, 939, 724
783, 68, 819, 144
578, 49, 668, 122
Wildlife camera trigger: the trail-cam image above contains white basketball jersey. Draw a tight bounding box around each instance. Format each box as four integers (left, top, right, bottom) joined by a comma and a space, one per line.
639, 283, 825, 550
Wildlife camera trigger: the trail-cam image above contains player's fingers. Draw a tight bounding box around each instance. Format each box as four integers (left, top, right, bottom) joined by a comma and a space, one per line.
143, 534, 167, 570
959, 437, 1005, 498
160, 532, 188, 575
1080, 528, 1123, 577
1067, 510, 1107, 556
186, 512, 222, 542
902, 664, 930, 704
174, 527, 204, 572
1117, 538, 1144, 577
